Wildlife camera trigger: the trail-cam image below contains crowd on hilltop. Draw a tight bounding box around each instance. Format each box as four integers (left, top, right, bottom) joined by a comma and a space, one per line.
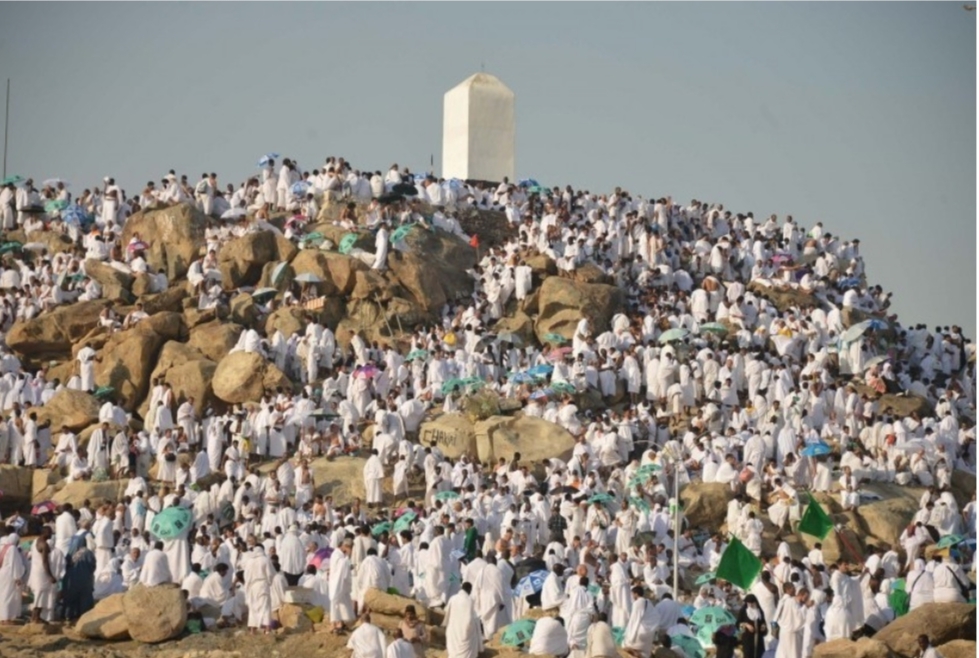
0, 156, 973, 658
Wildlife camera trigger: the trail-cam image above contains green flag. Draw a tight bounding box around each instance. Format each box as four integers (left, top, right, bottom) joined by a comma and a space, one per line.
715, 536, 762, 590
798, 499, 834, 540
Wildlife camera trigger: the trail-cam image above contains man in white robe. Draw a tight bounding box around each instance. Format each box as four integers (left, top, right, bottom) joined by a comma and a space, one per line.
329, 540, 355, 632
443, 583, 483, 658
356, 549, 391, 611
0, 532, 26, 622
139, 541, 173, 586
278, 524, 306, 586
243, 543, 275, 634
364, 450, 385, 508
774, 586, 807, 658
530, 616, 570, 656
623, 586, 660, 658
474, 556, 512, 640
347, 614, 387, 658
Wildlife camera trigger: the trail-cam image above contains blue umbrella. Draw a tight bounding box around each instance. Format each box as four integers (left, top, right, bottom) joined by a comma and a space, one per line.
291, 181, 311, 196
800, 442, 832, 458
866, 319, 888, 331
509, 372, 536, 384
527, 364, 554, 378
514, 569, 549, 597
517, 178, 539, 187
838, 277, 861, 289
257, 153, 280, 167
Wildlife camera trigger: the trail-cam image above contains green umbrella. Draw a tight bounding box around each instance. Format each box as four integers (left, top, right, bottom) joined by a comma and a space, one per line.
500, 619, 537, 647
390, 224, 414, 244
543, 332, 568, 345
93, 386, 115, 399
393, 511, 417, 533
637, 463, 662, 475
1, 175, 23, 186
406, 349, 429, 361
338, 233, 359, 254
587, 493, 615, 505
527, 185, 546, 195
150, 506, 193, 540
628, 497, 651, 513
371, 521, 392, 537
0, 241, 21, 255
440, 378, 466, 395
310, 408, 339, 419
303, 231, 325, 244
699, 322, 729, 335
658, 328, 690, 344
694, 572, 716, 586
611, 627, 626, 647
550, 381, 577, 395
434, 490, 460, 502
936, 534, 965, 549
670, 634, 705, 658
690, 606, 736, 628
45, 199, 68, 213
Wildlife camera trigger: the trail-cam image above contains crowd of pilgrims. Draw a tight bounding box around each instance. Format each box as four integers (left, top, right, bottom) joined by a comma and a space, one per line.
0, 156, 974, 658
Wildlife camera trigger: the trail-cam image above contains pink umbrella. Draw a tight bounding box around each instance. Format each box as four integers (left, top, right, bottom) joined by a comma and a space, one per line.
354, 365, 378, 379
310, 546, 333, 569
546, 347, 572, 362
128, 240, 149, 253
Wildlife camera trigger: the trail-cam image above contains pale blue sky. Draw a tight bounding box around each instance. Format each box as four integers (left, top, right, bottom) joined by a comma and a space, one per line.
0, 2, 975, 334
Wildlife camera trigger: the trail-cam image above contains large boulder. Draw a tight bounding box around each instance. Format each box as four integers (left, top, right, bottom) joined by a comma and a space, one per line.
275, 602, 314, 633
493, 312, 536, 345
139, 286, 189, 315
35, 389, 100, 432
123, 584, 188, 643
853, 484, 920, 548
289, 250, 341, 296
0, 465, 33, 507
814, 638, 894, 658
6, 300, 109, 360
419, 414, 477, 459
679, 482, 733, 529
51, 480, 127, 507
937, 640, 977, 658
265, 307, 306, 338
75, 592, 130, 641
23, 228, 75, 254
94, 323, 168, 411
218, 230, 280, 289
165, 359, 218, 416
122, 204, 210, 280
229, 293, 261, 328
474, 415, 576, 466
875, 603, 976, 658
212, 352, 290, 405
364, 588, 435, 623
258, 455, 367, 504
534, 277, 626, 343
188, 321, 242, 362
84, 260, 135, 304
387, 228, 476, 314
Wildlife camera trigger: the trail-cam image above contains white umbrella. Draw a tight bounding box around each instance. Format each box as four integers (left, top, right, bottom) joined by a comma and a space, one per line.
863, 355, 889, 371
295, 273, 322, 284
221, 208, 247, 220
22, 242, 47, 251
893, 439, 933, 453
841, 321, 873, 343
41, 178, 68, 188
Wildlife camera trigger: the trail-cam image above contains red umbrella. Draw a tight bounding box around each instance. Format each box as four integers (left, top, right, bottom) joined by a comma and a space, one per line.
127, 240, 149, 253
32, 501, 57, 516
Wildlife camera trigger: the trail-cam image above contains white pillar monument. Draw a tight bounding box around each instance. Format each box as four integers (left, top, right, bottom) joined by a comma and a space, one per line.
442, 73, 515, 183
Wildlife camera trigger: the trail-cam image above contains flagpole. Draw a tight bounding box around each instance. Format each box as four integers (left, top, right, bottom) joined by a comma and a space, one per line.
3, 78, 9, 179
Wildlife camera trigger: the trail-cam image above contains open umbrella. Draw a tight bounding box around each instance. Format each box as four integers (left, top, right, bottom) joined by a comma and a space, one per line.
587, 493, 615, 505
527, 364, 554, 378
838, 277, 861, 289
338, 233, 359, 254
393, 511, 417, 534
670, 635, 705, 658
354, 365, 378, 379
517, 178, 539, 188
629, 497, 651, 513
0, 241, 21, 255
309, 409, 339, 420
271, 262, 289, 285
150, 506, 193, 540
514, 570, 549, 597
659, 328, 690, 344
389, 224, 414, 244
611, 627, 626, 646
31, 501, 58, 516
221, 207, 247, 220
529, 390, 548, 401
637, 463, 662, 475
699, 322, 728, 335
44, 199, 68, 213
93, 386, 115, 400
406, 349, 429, 361
434, 490, 460, 502
694, 572, 716, 586
127, 240, 149, 253
863, 355, 889, 371
936, 534, 966, 549
841, 319, 886, 343
543, 332, 568, 345
440, 378, 466, 395
495, 331, 524, 346
509, 372, 536, 384
800, 442, 832, 458
546, 346, 573, 362
690, 606, 736, 628
1, 175, 23, 186
500, 619, 537, 647
252, 287, 277, 303
392, 182, 418, 196
310, 547, 333, 569
550, 485, 579, 495
371, 521, 392, 537
294, 272, 322, 284
257, 153, 280, 167
549, 381, 577, 396
41, 178, 68, 188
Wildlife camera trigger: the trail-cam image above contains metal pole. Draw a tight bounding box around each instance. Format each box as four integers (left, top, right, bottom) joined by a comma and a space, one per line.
673, 459, 680, 598
3, 79, 9, 179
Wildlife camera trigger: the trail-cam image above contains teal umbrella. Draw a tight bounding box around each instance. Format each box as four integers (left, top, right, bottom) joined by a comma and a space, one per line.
150, 506, 193, 540
434, 490, 460, 502
0, 241, 21, 255
611, 627, 626, 647
45, 199, 68, 213
658, 328, 690, 344
303, 231, 325, 244
550, 381, 577, 395
543, 332, 568, 345
629, 497, 650, 513
500, 619, 537, 647
371, 521, 392, 537
440, 378, 466, 395
93, 386, 115, 400
338, 233, 359, 254
393, 511, 417, 533
527, 185, 547, 195
699, 322, 729, 335
689, 606, 736, 628
406, 349, 429, 361
637, 463, 662, 475
587, 493, 615, 505
670, 634, 706, 658
694, 572, 716, 586
390, 224, 414, 244
1, 175, 23, 186
936, 534, 965, 549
